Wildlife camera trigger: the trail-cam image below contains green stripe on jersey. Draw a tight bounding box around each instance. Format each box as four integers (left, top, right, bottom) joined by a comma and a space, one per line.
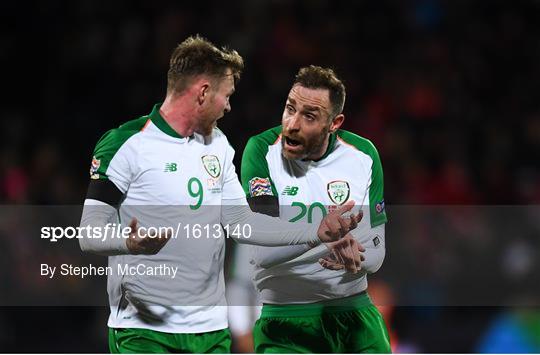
240, 125, 281, 197
336, 130, 387, 227
315, 132, 337, 162
92, 115, 148, 180
148, 104, 183, 138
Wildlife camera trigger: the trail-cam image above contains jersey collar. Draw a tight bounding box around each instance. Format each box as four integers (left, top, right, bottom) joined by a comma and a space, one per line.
149, 103, 184, 139
313, 132, 337, 162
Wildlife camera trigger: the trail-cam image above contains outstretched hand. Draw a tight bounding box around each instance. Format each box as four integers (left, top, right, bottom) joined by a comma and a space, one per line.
317, 200, 363, 243
320, 234, 365, 273
125, 218, 172, 255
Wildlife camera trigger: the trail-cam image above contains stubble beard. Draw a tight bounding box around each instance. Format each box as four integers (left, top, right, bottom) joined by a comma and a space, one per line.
282, 126, 329, 161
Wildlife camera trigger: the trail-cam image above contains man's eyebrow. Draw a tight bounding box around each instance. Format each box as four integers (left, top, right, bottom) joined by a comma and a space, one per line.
302, 105, 321, 112
287, 97, 326, 114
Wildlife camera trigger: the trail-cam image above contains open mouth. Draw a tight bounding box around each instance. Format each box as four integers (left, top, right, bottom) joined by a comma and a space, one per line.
284, 136, 302, 147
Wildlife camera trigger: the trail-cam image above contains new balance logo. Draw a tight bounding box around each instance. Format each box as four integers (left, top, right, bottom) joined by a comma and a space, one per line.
164, 163, 178, 172
282, 186, 299, 196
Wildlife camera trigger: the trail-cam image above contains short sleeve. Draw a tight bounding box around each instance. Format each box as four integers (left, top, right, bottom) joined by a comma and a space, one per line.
240, 136, 278, 198
89, 128, 138, 194
366, 143, 387, 227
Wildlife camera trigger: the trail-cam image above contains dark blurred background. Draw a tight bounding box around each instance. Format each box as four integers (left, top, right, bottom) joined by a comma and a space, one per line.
0, 0, 539, 352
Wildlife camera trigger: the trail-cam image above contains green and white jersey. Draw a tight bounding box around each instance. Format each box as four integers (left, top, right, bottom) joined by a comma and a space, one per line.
90, 104, 245, 333
241, 126, 387, 304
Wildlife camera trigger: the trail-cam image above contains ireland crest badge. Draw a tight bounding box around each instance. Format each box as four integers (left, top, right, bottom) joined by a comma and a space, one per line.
201, 155, 221, 178
327, 180, 350, 205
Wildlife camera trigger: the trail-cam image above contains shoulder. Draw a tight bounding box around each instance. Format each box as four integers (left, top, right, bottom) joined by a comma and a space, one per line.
247, 126, 282, 147
90, 115, 148, 180
212, 126, 226, 139
211, 126, 236, 153
336, 130, 381, 161
93, 115, 148, 158
242, 126, 281, 161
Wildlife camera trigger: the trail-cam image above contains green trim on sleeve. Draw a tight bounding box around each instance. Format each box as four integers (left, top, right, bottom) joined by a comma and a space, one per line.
336, 130, 387, 227
240, 126, 282, 197
91, 115, 148, 180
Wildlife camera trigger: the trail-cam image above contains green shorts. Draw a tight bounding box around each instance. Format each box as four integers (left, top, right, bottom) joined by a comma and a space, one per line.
108, 327, 231, 353
253, 292, 391, 353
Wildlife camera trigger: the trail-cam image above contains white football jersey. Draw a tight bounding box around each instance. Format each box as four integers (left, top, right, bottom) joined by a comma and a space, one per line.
241, 126, 387, 304
90, 104, 245, 333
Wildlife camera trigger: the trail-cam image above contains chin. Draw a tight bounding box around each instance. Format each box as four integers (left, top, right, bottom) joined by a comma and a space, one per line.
282, 149, 304, 161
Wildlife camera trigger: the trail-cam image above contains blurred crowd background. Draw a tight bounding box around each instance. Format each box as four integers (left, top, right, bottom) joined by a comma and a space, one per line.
0, 0, 539, 352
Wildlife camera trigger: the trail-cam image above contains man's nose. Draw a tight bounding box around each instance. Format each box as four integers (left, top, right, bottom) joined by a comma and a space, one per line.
224, 101, 231, 114
286, 114, 300, 132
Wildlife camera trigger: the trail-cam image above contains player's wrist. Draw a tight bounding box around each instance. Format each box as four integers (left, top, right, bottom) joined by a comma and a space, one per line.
308, 239, 321, 248
309, 225, 322, 247
125, 237, 139, 254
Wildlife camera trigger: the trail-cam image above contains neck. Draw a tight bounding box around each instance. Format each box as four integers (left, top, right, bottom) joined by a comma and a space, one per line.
159, 94, 199, 137
306, 134, 331, 161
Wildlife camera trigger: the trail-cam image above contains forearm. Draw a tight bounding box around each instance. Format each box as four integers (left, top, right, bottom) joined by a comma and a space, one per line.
251, 244, 313, 268
221, 199, 320, 246
254, 224, 386, 270
79, 199, 129, 255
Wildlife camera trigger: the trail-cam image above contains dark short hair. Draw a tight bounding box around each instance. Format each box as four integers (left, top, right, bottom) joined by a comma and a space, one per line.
294, 65, 346, 118
167, 35, 244, 94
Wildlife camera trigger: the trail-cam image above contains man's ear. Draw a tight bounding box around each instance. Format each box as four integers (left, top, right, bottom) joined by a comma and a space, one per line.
197, 83, 211, 105
329, 113, 345, 133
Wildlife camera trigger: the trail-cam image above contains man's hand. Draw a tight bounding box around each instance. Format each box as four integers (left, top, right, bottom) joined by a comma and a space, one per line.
316, 200, 362, 243
125, 218, 171, 255
320, 235, 366, 273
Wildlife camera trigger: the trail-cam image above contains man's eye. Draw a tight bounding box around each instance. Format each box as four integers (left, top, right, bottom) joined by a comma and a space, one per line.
286, 105, 295, 113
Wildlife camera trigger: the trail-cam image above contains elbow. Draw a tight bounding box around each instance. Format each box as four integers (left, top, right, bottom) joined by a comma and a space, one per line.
79, 238, 90, 254
365, 247, 386, 274
78, 231, 97, 254
367, 262, 383, 274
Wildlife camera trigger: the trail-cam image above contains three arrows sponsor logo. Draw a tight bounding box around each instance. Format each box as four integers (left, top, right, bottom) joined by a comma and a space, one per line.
164, 162, 178, 172
281, 186, 299, 196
